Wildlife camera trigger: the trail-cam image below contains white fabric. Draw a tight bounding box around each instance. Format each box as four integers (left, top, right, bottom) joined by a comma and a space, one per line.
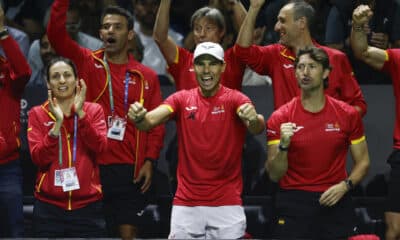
169, 205, 246, 239
134, 21, 183, 75
193, 42, 224, 62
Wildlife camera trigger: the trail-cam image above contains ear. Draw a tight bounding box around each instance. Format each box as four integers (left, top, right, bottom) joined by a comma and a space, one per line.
218, 28, 225, 42
322, 68, 330, 79
297, 16, 307, 30
221, 61, 226, 73
128, 29, 134, 41
99, 29, 104, 41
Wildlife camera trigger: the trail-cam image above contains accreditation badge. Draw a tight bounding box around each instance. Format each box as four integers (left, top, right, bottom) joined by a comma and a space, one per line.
61, 167, 80, 192
54, 169, 63, 187
107, 116, 127, 141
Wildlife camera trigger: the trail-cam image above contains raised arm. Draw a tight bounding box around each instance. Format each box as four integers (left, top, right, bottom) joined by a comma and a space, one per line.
350, 4, 386, 70
47, 0, 86, 63
0, 5, 31, 92
153, 0, 178, 65
209, 0, 247, 32
128, 102, 171, 131
236, 0, 265, 47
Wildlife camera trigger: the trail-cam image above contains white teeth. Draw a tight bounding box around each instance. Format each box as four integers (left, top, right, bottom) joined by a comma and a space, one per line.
58, 86, 67, 91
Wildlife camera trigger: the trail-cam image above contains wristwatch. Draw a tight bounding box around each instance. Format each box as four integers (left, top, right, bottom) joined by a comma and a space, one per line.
344, 179, 354, 190
0, 28, 9, 39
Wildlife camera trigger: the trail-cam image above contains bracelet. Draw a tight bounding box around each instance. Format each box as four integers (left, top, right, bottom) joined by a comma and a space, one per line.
352, 24, 364, 32
278, 143, 289, 152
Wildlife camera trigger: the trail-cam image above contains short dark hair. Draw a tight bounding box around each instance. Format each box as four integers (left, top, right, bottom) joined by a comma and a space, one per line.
101, 5, 134, 30
190, 7, 225, 32
294, 46, 331, 88
45, 57, 78, 82
288, 0, 315, 31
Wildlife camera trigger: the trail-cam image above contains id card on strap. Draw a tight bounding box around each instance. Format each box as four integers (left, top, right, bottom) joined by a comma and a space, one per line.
107, 116, 127, 141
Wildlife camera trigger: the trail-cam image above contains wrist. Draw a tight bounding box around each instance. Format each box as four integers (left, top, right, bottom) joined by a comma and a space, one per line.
352, 23, 364, 32
343, 179, 354, 191
145, 158, 157, 167
134, 116, 145, 124
76, 110, 85, 119
278, 143, 289, 151
49, 130, 60, 138
0, 28, 9, 40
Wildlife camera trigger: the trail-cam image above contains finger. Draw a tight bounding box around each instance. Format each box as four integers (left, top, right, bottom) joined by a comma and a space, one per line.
80, 79, 87, 95
134, 172, 143, 184
75, 81, 81, 95
141, 175, 151, 193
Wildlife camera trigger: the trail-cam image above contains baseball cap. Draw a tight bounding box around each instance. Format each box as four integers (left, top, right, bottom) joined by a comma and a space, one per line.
193, 42, 224, 62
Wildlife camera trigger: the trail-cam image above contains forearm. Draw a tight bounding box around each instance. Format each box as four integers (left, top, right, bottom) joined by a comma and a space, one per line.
1, 35, 31, 86
350, 24, 369, 60
79, 112, 108, 153
348, 142, 370, 187
266, 146, 288, 182
236, 4, 261, 47
230, 0, 247, 32
153, 0, 171, 43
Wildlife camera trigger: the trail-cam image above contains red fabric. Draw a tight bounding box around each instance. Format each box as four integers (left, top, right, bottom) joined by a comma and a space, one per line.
0, 35, 31, 164
28, 102, 107, 210
234, 43, 367, 116
382, 49, 400, 149
47, 0, 165, 176
168, 46, 246, 91
348, 234, 380, 240
267, 96, 365, 192
164, 86, 250, 206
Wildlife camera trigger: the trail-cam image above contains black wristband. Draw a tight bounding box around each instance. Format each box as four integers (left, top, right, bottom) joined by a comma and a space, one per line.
344, 179, 354, 190
278, 143, 289, 151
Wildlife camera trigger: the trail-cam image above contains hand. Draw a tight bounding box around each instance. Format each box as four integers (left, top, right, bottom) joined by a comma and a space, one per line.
352, 4, 373, 26
134, 160, 153, 193
250, 0, 265, 9
73, 79, 87, 118
370, 32, 389, 49
128, 101, 147, 123
238, 103, 258, 123
280, 122, 296, 147
0, 4, 4, 29
319, 181, 348, 207
48, 90, 64, 122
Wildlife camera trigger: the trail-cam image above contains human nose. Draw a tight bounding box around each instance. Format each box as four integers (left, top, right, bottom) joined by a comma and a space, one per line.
274, 21, 280, 32
59, 76, 66, 83
203, 64, 210, 73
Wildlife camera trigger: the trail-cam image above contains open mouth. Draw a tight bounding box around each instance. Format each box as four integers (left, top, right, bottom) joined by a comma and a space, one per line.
58, 86, 68, 91
301, 77, 311, 85
201, 76, 213, 86
105, 37, 116, 46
